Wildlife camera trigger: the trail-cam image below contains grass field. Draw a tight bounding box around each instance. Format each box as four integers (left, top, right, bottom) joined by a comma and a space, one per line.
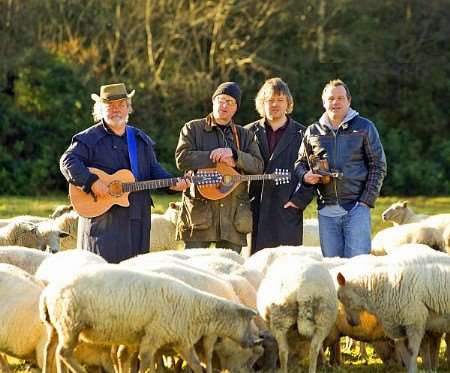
1, 193, 449, 236
1, 194, 450, 372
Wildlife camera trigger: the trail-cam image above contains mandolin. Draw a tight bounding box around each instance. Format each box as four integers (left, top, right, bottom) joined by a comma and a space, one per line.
196, 162, 290, 200
69, 167, 221, 218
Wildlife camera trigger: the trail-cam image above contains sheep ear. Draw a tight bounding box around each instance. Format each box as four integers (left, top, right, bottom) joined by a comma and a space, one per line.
337, 272, 346, 286
401, 201, 408, 207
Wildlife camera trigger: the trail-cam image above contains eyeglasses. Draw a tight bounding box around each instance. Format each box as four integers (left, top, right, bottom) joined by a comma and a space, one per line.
215, 97, 236, 106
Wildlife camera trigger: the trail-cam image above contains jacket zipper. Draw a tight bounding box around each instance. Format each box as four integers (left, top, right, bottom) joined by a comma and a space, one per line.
331, 128, 340, 205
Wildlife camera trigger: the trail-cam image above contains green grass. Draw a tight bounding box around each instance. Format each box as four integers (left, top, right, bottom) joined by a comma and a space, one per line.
1, 194, 449, 236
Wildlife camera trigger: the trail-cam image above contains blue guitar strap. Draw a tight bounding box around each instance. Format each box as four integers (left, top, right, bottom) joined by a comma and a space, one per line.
126, 126, 140, 181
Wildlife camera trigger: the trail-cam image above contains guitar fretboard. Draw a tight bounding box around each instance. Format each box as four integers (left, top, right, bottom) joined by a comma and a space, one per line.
122, 175, 210, 192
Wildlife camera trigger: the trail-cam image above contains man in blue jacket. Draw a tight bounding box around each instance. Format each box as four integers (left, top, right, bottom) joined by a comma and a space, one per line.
294, 79, 387, 258
60, 83, 188, 263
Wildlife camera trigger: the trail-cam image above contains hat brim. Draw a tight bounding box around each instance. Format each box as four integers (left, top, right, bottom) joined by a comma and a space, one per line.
91, 90, 135, 103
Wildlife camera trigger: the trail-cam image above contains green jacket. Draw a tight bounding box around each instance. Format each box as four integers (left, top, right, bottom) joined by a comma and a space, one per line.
175, 115, 264, 246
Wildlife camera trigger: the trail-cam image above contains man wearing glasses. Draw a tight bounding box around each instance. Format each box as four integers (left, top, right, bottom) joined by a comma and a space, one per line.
175, 82, 263, 253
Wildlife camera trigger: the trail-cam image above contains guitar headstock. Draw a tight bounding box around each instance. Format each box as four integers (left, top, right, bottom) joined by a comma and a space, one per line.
271, 169, 291, 185
193, 170, 223, 186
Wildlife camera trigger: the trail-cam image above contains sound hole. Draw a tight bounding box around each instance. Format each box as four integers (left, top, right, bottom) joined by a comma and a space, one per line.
109, 181, 123, 197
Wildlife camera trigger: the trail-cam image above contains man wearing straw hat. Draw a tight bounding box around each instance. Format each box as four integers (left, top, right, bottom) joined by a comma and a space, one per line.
60, 83, 188, 263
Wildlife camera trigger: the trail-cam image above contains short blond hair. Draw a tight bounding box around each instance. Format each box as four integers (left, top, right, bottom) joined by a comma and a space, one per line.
255, 77, 294, 117
322, 79, 351, 99
92, 99, 133, 122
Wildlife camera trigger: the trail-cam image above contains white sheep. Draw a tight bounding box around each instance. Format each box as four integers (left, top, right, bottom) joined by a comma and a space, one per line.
50, 204, 73, 219
0, 215, 48, 228
0, 245, 51, 274
303, 218, 320, 246
52, 210, 79, 250
35, 249, 106, 284
244, 245, 323, 280
150, 201, 182, 251
257, 256, 338, 373
182, 247, 246, 265
382, 201, 450, 234
371, 223, 446, 255
0, 262, 114, 373
121, 258, 262, 373
381, 201, 429, 225
336, 256, 450, 373
40, 264, 258, 373
0, 221, 46, 250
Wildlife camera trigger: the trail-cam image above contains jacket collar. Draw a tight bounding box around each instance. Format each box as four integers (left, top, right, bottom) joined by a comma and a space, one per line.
204, 113, 234, 132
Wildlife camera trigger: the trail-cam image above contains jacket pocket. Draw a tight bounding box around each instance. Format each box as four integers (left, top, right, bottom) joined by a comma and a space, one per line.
233, 197, 253, 234
179, 194, 213, 231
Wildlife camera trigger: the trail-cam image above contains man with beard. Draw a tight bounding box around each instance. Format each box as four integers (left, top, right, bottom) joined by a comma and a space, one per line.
60, 83, 188, 262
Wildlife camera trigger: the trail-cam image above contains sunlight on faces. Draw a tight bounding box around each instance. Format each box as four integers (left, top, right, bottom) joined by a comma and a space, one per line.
212, 94, 237, 124
264, 93, 288, 122
101, 99, 129, 129
322, 85, 351, 123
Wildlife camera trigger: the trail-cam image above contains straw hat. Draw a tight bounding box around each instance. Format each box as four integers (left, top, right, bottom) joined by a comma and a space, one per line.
91, 83, 135, 103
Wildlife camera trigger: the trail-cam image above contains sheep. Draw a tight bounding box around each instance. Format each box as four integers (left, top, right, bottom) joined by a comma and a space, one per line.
371, 223, 446, 255
0, 262, 114, 373
50, 204, 73, 219
381, 201, 429, 225
40, 264, 258, 373
336, 258, 450, 373
0, 215, 49, 228
244, 245, 323, 280
0, 221, 46, 250
257, 256, 338, 373
382, 201, 450, 233
121, 258, 262, 373
0, 263, 46, 372
303, 218, 320, 246
0, 245, 51, 274
52, 210, 79, 250
150, 201, 182, 251
35, 249, 106, 284
182, 247, 246, 265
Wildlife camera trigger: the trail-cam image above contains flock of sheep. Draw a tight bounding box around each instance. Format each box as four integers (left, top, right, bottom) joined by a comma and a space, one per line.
0, 201, 449, 373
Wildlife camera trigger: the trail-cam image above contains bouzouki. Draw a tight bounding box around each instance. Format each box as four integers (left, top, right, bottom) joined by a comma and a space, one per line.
196, 162, 290, 200
69, 167, 221, 218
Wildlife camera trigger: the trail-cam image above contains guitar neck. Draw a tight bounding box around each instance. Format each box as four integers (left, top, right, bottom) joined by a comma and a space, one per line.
232, 174, 275, 182
123, 178, 179, 192
122, 175, 209, 193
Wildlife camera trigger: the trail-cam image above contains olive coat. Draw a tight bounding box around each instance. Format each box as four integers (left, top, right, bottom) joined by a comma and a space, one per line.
245, 117, 306, 254
175, 116, 264, 246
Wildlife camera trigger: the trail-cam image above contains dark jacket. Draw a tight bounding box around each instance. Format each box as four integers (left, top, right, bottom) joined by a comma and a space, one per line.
245, 117, 306, 253
294, 115, 387, 209
175, 116, 264, 246
60, 121, 171, 263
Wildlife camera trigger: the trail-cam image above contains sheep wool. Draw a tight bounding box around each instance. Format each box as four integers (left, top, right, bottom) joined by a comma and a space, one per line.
41, 264, 257, 373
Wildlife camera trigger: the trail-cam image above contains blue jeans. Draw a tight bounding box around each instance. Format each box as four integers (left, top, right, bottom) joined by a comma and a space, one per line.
318, 203, 371, 258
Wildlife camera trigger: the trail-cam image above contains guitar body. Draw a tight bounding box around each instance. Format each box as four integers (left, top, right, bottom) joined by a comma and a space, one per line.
196, 163, 240, 200
69, 168, 135, 218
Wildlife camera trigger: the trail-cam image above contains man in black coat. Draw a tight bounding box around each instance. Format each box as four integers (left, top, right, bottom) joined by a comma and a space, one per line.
245, 78, 307, 254
60, 83, 188, 263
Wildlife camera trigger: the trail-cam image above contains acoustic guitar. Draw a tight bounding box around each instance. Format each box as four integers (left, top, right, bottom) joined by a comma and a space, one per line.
69, 167, 221, 218
196, 162, 290, 200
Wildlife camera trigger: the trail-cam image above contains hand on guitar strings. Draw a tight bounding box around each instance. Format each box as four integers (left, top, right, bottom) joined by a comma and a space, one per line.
91, 179, 109, 198
169, 177, 191, 192
210, 148, 236, 167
